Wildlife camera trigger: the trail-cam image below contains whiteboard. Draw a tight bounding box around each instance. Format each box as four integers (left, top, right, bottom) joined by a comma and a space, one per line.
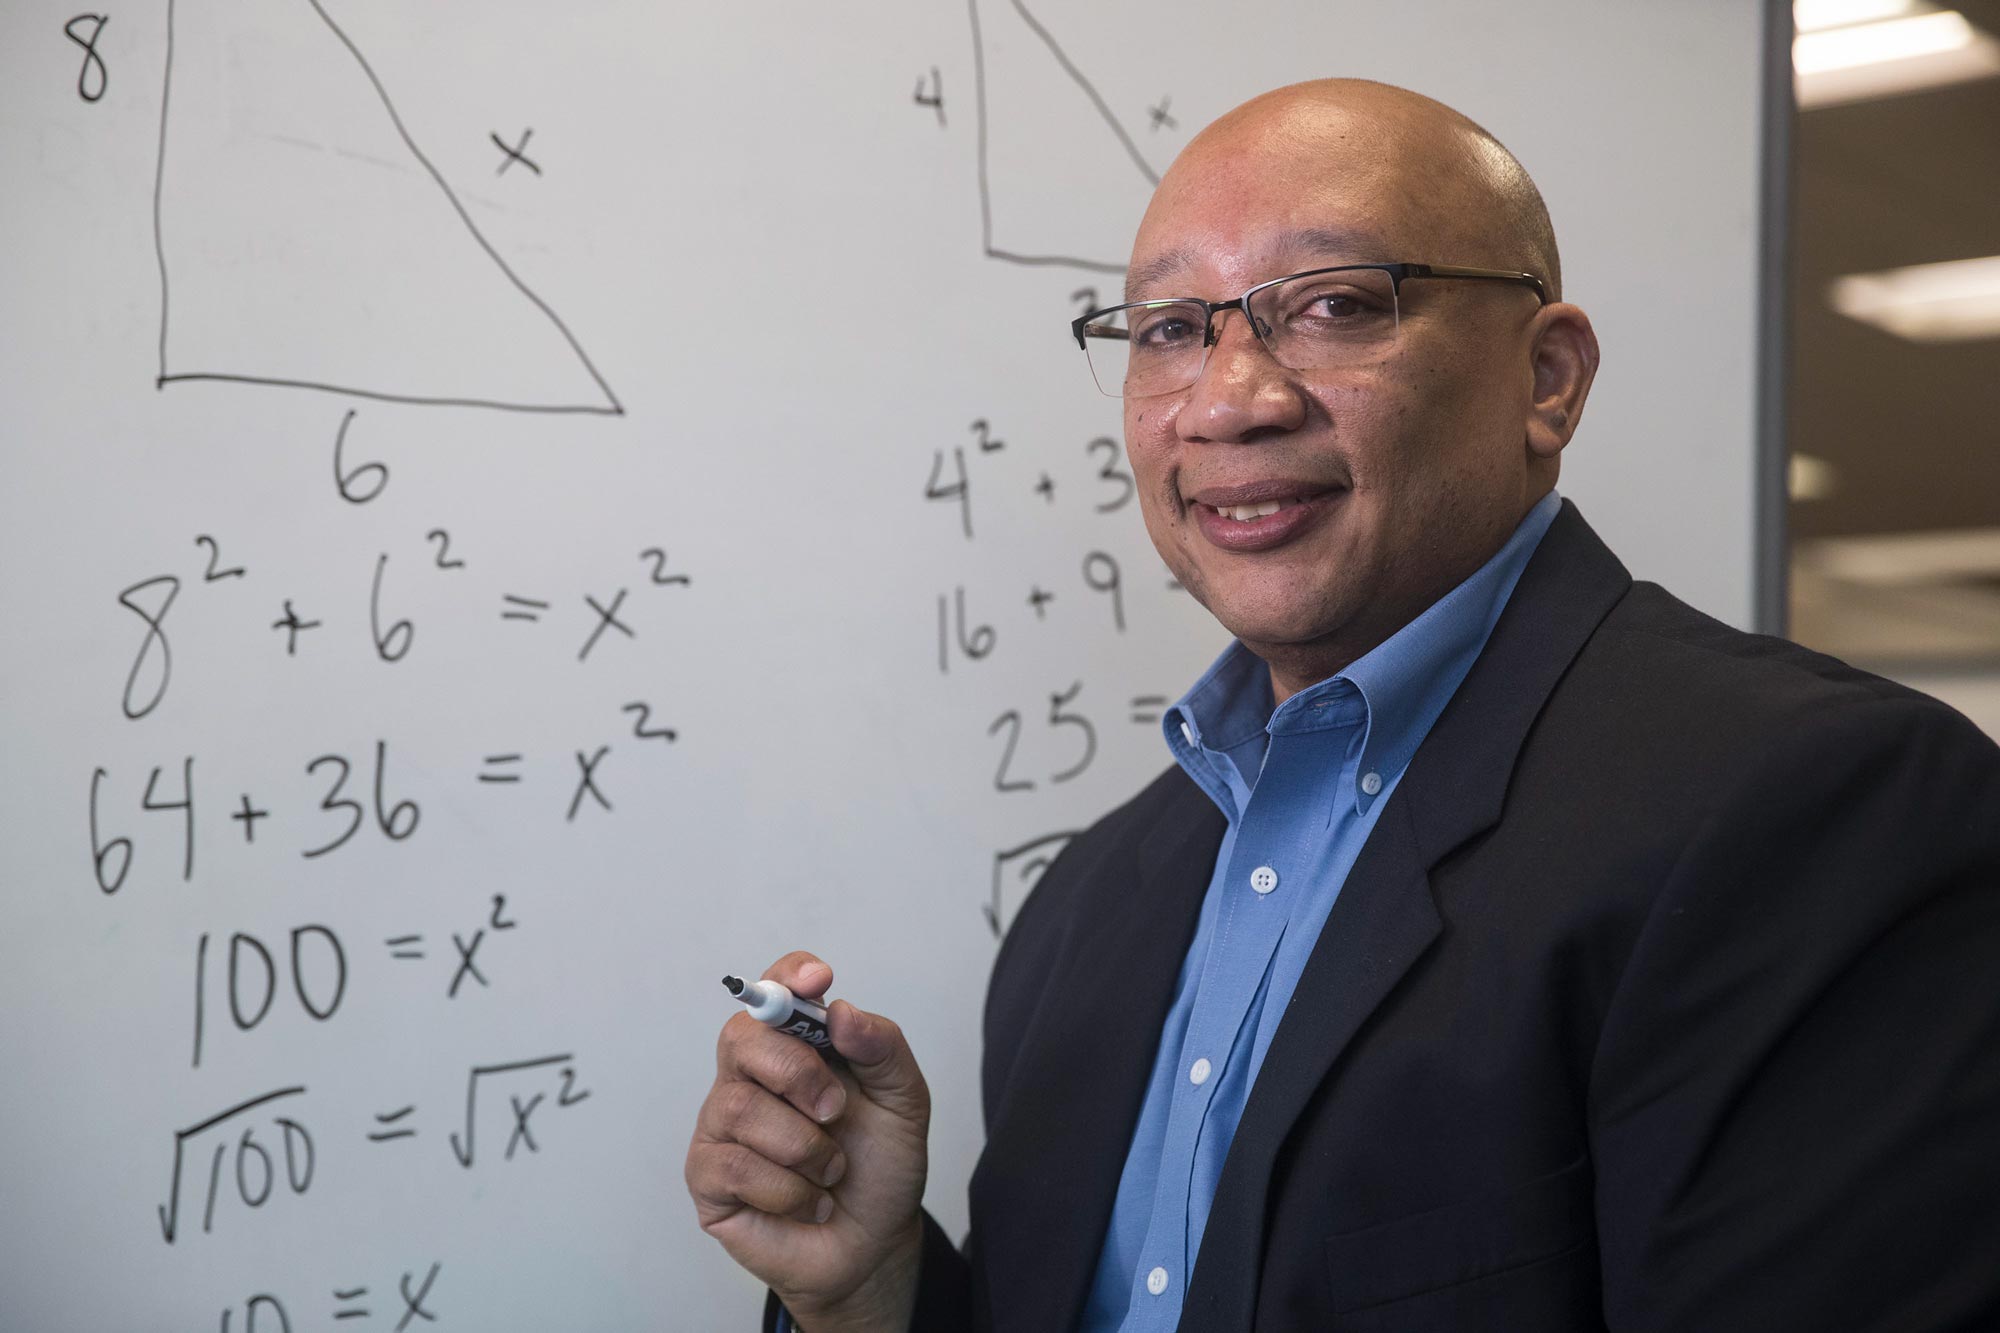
0, 1, 1771, 1327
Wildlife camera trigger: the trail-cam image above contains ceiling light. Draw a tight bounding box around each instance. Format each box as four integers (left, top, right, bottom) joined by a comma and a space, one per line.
1795, 8, 2000, 105
1796, 8, 1971, 72
1795, 0, 1918, 34
1829, 254, 2000, 342
1803, 526, 2000, 586
1789, 454, 1839, 501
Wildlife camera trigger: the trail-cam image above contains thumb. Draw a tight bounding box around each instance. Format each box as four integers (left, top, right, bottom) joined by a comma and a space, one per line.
827, 999, 929, 1126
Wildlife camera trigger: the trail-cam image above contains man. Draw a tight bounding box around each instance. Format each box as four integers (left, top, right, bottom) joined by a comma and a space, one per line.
685, 80, 2000, 1332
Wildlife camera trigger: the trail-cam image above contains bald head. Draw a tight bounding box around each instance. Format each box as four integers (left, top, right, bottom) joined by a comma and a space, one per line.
1140, 79, 1562, 301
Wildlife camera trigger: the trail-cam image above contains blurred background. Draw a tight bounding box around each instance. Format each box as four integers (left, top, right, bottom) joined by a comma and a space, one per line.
1786, 0, 2000, 735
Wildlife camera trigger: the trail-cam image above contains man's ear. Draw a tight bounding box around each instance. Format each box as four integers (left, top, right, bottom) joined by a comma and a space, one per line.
1525, 303, 1600, 458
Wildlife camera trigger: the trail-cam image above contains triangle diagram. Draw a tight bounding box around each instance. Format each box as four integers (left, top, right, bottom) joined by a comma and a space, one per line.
972, 0, 1165, 275
153, 0, 621, 414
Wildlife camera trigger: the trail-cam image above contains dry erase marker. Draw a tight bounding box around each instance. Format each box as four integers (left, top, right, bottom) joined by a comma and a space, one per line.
723, 975, 841, 1061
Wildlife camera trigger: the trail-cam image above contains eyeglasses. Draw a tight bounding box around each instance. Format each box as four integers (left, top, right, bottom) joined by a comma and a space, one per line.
1070, 262, 1548, 398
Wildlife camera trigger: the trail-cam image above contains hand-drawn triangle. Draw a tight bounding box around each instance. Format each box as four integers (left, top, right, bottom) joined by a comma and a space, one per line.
969, 0, 1164, 276
152, 0, 621, 415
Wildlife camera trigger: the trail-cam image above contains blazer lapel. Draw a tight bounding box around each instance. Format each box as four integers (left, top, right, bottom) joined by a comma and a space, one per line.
976, 776, 1226, 1333
1181, 499, 1634, 1329
1180, 798, 1439, 1331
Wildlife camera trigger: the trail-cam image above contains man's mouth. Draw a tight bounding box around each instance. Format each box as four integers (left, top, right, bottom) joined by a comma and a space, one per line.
1185, 485, 1342, 552
1200, 496, 1312, 522
1186, 481, 1341, 517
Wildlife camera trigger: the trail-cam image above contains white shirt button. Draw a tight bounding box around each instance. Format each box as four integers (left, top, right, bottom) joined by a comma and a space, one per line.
1179, 721, 1195, 745
1249, 865, 1279, 894
1146, 1266, 1170, 1296
1360, 770, 1383, 796
1189, 1057, 1212, 1086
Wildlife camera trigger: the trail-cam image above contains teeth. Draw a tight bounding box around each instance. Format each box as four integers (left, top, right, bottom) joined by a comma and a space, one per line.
1219, 499, 1291, 521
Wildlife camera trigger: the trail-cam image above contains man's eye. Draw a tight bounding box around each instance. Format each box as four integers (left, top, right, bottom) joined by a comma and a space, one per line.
1290, 288, 1375, 319
1274, 284, 1394, 337
1133, 314, 1200, 346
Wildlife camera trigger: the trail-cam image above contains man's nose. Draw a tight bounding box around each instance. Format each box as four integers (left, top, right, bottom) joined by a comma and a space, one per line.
1179, 309, 1307, 443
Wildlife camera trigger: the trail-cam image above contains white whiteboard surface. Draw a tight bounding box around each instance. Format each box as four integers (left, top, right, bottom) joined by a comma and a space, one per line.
0, 2, 1768, 1327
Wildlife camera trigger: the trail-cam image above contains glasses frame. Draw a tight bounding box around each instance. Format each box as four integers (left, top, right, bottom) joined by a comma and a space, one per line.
1069, 262, 1550, 397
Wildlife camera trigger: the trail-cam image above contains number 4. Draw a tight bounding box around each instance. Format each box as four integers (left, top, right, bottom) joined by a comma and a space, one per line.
925, 446, 972, 539
142, 757, 196, 881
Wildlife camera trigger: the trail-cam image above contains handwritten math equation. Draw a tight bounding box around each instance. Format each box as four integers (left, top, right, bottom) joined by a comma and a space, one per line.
159, 1053, 590, 1248
91, 411, 690, 902
918, 367, 1189, 937
218, 1260, 442, 1332
79, 407, 657, 1328
184, 897, 531, 1068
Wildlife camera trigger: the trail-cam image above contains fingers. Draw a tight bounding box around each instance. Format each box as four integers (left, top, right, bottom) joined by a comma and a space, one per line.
693, 970, 851, 1232
717, 1011, 847, 1124
764, 950, 833, 1001
689, 1140, 835, 1226
687, 1079, 845, 1226
826, 999, 929, 1127
698, 1079, 847, 1191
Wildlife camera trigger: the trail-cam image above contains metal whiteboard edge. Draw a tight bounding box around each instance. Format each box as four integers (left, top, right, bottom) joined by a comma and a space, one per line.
1756, 0, 1796, 638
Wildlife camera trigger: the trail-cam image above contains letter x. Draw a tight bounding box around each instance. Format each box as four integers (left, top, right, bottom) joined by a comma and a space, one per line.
448, 930, 487, 998
578, 587, 633, 662
567, 746, 611, 821
490, 127, 540, 176
395, 1261, 442, 1330
505, 1092, 545, 1159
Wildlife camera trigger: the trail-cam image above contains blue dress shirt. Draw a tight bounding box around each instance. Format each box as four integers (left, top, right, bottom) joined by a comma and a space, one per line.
1079, 490, 1562, 1330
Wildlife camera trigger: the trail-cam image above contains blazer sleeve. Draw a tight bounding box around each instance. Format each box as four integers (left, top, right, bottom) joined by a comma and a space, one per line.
1589, 693, 2000, 1331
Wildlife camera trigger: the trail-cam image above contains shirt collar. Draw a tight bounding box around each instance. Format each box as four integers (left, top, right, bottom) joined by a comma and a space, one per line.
1164, 639, 1274, 818
1165, 489, 1562, 818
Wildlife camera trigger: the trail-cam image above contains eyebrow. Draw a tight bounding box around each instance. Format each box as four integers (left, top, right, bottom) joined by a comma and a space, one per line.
1123, 227, 1388, 303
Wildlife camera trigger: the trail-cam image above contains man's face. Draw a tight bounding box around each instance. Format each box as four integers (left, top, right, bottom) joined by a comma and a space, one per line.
1122, 100, 1550, 681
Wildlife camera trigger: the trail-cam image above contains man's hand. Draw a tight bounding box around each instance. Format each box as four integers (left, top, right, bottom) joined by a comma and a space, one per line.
686, 952, 929, 1333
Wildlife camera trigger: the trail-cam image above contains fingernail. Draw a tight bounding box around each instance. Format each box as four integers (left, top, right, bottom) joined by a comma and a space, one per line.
814, 1194, 834, 1224
821, 1154, 847, 1188
815, 1087, 844, 1123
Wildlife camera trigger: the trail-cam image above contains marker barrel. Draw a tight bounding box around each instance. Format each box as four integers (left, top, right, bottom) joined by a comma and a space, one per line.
724, 976, 839, 1059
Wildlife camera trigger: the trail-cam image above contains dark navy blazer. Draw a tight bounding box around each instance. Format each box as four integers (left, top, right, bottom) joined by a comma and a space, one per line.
779, 499, 2000, 1332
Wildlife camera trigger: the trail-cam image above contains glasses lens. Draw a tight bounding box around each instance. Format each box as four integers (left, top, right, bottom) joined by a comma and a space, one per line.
1246, 268, 1400, 372
1081, 301, 1209, 398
